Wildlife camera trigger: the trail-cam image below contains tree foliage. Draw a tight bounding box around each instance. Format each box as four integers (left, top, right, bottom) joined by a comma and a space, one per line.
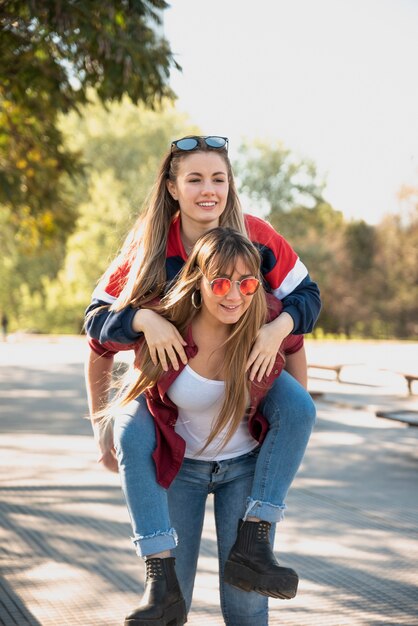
7, 96, 197, 332
236, 141, 418, 339
372, 209, 418, 338
2, 92, 417, 340
0, 0, 179, 248
235, 140, 325, 216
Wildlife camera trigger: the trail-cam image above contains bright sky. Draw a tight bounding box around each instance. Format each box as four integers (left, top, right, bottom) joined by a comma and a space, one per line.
164, 0, 418, 224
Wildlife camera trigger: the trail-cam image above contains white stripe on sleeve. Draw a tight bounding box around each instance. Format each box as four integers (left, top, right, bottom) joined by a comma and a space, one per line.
272, 258, 308, 300
91, 286, 117, 305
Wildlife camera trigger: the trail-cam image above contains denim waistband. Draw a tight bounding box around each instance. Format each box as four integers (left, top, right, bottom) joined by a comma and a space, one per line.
182, 445, 261, 471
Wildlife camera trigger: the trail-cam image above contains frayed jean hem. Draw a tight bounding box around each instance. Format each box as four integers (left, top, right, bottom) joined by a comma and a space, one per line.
243, 498, 287, 523
131, 528, 178, 557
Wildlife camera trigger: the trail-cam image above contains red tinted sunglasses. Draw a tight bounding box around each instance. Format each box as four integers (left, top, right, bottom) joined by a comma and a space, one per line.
205, 276, 261, 297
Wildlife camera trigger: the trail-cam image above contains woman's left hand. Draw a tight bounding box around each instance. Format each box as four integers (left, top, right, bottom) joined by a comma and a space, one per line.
246, 325, 282, 382
246, 312, 294, 382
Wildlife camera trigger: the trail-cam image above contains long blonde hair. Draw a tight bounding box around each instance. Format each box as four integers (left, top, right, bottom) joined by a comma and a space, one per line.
100, 137, 247, 313
110, 228, 268, 452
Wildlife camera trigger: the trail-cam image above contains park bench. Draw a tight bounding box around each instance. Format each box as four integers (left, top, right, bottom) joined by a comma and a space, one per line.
376, 409, 418, 427
381, 370, 418, 395
399, 373, 418, 396
308, 363, 346, 382
308, 365, 418, 395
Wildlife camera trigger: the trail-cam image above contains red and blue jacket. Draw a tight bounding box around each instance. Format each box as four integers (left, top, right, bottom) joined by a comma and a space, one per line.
85, 214, 321, 346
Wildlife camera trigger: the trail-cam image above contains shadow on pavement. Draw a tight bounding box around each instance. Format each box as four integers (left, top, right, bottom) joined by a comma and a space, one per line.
0, 364, 90, 435
0, 576, 43, 626
1, 350, 418, 625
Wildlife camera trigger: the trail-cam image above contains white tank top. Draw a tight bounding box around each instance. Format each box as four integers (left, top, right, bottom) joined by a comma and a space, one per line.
167, 365, 258, 461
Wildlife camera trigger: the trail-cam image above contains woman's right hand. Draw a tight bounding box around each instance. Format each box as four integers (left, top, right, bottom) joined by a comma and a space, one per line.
91, 420, 119, 473
133, 309, 188, 371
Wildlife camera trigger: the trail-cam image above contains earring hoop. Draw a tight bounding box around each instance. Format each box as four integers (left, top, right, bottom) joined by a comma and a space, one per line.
191, 290, 202, 310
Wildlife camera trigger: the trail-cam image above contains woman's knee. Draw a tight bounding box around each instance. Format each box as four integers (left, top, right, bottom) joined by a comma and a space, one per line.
113, 398, 156, 458
294, 384, 317, 427
263, 372, 317, 429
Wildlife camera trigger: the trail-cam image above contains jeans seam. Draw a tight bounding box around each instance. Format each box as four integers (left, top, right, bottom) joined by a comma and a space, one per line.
214, 500, 229, 625
259, 403, 280, 500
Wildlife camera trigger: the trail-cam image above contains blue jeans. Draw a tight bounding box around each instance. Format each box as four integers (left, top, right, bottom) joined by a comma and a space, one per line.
248, 371, 316, 522
168, 451, 271, 626
113, 372, 316, 618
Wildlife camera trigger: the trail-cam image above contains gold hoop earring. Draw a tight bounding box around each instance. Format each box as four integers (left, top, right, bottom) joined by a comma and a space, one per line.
191, 290, 202, 310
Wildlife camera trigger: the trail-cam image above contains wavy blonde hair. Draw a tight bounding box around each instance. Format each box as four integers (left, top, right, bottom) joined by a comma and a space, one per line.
110, 227, 268, 452
98, 137, 247, 313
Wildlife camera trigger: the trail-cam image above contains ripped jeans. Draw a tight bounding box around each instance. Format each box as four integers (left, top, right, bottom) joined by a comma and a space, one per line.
113, 371, 316, 558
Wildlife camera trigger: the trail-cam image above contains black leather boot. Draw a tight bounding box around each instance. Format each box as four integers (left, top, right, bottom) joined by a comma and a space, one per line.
224, 520, 299, 599
124, 557, 187, 626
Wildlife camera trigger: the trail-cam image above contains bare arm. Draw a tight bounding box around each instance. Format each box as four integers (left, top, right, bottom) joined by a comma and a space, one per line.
246, 311, 294, 382
284, 346, 308, 389
85, 348, 118, 473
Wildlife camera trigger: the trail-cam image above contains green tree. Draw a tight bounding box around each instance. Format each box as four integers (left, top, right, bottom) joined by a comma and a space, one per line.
0, 0, 179, 247
14, 98, 197, 333
372, 207, 418, 338
269, 202, 351, 336
235, 140, 325, 218
234, 139, 418, 339
234, 140, 347, 335
334, 220, 377, 336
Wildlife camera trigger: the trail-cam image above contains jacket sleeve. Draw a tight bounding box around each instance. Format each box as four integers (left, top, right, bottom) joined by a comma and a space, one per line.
282, 332, 304, 355
88, 336, 138, 358
281, 274, 321, 335
84, 255, 144, 345
85, 299, 142, 345
245, 214, 321, 334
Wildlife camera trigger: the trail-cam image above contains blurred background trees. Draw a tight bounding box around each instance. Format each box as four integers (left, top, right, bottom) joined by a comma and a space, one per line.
0, 0, 180, 330
0, 95, 198, 332
234, 141, 418, 340
1, 0, 178, 244
1, 2, 417, 338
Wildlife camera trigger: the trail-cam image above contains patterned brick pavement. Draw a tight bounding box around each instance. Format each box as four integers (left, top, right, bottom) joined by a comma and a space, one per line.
1, 337, 417, 625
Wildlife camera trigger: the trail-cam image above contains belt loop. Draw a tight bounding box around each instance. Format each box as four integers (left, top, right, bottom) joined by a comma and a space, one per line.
212, 461, 221, 475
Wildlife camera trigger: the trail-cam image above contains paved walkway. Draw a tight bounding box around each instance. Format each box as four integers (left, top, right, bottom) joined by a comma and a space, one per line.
1, 336, 417, 626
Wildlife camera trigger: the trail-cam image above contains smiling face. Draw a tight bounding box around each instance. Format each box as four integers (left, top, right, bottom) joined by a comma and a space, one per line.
198, 256, 257, 327
166, 152, 229, 233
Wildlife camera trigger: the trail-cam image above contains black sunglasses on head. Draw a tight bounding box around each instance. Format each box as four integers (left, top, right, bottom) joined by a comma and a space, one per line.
171, 136, 229, 152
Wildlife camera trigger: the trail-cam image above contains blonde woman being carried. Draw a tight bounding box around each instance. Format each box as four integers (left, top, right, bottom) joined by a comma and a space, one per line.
85, 136, 320, 626
96, 228, 309, 626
